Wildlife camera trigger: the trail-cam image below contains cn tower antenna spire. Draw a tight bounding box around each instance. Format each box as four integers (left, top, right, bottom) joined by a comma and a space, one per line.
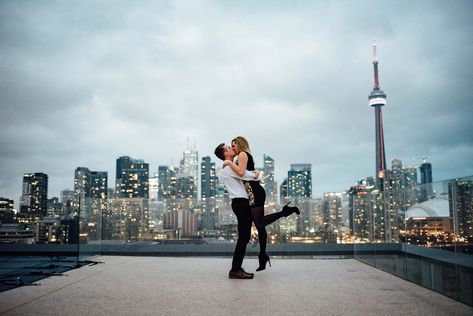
368, 39, 387, 191
372, 38, 379, 90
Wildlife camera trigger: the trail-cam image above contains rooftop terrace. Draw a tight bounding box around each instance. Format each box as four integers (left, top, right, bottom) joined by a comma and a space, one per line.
1, 256, 472, 316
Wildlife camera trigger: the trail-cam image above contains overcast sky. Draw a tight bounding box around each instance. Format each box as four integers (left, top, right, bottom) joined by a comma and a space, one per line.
1, 0, 472, 206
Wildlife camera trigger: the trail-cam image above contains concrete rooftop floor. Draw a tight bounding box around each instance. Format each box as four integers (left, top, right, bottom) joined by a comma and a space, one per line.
0, 256, 472, 316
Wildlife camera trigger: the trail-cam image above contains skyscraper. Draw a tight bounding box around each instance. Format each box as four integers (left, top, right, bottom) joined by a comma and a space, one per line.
419, 162, 433, 202
368, 40, 388, 191
20, 172, 48, 219
0, 197, 14, 222
158, 165, 176, 201
449, 178, 473, 243
263, 154, 277, 199
180, 141, 199, 196
200, 156, 217, 199
287, 164, 312, 198
115, 156, 149, 198
73, 167, 108, 210
349, 185, 373, 241
200, 156, 218, 231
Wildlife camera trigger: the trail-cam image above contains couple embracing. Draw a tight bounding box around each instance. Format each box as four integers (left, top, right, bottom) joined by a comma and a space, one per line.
214, 136, 300, 279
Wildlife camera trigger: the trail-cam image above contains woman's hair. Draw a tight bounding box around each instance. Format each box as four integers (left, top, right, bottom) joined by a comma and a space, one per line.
232, 136, 251, 153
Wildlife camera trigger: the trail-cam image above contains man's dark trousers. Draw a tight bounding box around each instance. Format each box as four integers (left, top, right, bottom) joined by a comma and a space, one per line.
231, 198, 252, 272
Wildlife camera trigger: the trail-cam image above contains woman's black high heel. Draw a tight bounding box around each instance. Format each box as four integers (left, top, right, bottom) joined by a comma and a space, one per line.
256, 254, 271, 271
282, 202, 300, 217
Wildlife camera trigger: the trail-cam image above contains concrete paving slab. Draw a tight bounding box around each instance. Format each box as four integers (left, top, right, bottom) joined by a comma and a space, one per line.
0, 257, 472, 316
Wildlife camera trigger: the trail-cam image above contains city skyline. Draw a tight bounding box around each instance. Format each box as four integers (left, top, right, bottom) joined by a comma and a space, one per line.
1, 1, 472, 203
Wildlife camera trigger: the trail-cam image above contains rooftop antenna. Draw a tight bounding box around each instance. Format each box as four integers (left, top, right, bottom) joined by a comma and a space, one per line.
372, 38, 379, 89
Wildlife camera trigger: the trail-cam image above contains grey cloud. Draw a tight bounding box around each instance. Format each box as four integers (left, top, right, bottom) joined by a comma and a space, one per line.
1, 0, 472, 203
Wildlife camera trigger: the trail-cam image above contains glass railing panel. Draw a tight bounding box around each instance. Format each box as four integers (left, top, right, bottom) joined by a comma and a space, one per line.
350, 175, 473, 306
78, 197, 103, 259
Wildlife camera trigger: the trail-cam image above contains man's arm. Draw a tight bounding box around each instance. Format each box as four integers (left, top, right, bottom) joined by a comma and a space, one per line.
223, 166, 262, 181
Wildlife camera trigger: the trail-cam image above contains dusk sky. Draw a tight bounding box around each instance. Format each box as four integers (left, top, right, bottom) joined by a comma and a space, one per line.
1, 1, 472, 207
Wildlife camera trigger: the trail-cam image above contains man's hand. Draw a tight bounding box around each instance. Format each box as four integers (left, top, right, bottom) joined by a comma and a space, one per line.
253, 171, 260, 179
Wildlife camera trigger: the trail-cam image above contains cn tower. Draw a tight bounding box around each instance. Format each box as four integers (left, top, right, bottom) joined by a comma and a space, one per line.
368, 39, 387, 191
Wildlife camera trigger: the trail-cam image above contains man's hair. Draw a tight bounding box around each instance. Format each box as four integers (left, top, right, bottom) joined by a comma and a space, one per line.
214, 143, 225, 161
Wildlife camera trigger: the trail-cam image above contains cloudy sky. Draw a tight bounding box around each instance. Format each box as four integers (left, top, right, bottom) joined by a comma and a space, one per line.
1, 0, 472, 206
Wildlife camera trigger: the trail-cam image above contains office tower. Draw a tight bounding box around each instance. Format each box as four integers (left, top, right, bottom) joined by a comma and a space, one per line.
200, 156, 218, 231
402, 166, 419, 209
149, 175, 159, 201
158, 165, 176, 201
384, 158, 403, 242
280, 178, 288, 203
322, 192, 343, 234
47, 197, 63, 216
20, 172, 48, 219
148, 174, 161, 225
348, 185, 374, 241
180, 141, 199, 196
263, 154, 278, 199
90, 171, 108, 199
116, 156, 149, 198
104, 197, 149, 241
201, 156, 217, 199
0, 197, 14, 222
61, 189, 74, 205
73, 167, 108, 209
419, 162, 433, 202
449, 178, 473, 243
287, 164, 312, 198
175, 175, 197, 200
73, 167, 107, 241
368, 40, 388, 191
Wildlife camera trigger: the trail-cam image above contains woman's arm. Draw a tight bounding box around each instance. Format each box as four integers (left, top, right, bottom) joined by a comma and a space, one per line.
223, 152, 248, 177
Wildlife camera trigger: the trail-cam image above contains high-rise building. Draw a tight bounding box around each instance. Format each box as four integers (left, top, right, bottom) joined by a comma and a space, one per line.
368, 40, 388, 191
180, 142, 199, 196
263, 154, 278, 199
419, 162, 433, 202
103, 197, 149, 241
322, 192, 343, 234
201, 156, 217, 199
449, 178, 473, 243
115, 156, 149, 198
200, 156, 218, 231
402, 167, 419, 209
384, 158, 404, 242
47, 197, 63, 217
61, 189, 74, 205
158, 165, 176, 201
0, 197, 14, 222
287, 164, 312, 198
73, 167, 108, 210
149, 175, 159, 201
280, 178, 288, 203
20, 172, 48, 219
348, 185, 373, 242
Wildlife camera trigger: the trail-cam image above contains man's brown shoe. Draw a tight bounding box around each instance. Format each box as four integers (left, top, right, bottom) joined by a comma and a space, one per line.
229, 270, 254, 279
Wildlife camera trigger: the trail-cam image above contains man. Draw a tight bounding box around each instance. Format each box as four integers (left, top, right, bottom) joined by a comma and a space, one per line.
214, 143, 261, 279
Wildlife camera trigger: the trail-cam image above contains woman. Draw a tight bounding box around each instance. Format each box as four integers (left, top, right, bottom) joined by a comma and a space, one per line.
224, 136, 300, 271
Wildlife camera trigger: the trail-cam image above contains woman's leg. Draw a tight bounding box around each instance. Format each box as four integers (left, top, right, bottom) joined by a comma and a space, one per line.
250, 206, 267, 255
263, 211, 285, 226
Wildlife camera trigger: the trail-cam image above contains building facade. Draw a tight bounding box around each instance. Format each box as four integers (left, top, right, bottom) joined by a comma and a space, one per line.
20, 172, 48, 219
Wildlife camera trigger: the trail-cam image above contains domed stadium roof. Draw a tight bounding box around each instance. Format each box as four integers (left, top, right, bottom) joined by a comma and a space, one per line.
406, 196, 449, 218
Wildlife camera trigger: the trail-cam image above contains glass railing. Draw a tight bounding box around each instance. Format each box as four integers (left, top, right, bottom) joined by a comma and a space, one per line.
2, 175, 472, 305
353, 175, 473, 306
76, 195, 353, 258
